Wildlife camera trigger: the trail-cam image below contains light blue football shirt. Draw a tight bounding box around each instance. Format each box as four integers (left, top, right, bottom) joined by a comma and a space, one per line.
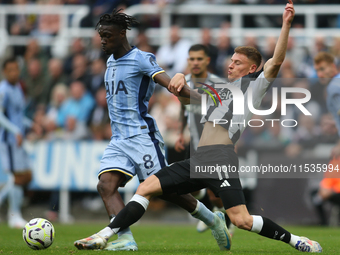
105, 46, 164, 139
0, 80, 26, 144
327, 73, 340, 136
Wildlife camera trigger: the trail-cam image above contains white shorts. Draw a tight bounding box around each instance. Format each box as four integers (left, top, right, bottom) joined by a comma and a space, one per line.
98, 131, 167, 186
0, 143, 31, 173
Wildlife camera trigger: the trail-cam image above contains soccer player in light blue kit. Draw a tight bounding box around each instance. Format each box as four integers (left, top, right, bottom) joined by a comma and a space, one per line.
314, 52, 340, 158
74, 9, 231, 251
0, 58, 33, 228
76, 2, 322, 253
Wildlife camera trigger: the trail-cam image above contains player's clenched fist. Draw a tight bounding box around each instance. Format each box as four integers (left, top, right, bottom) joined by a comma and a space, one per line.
168, 73, 188, 96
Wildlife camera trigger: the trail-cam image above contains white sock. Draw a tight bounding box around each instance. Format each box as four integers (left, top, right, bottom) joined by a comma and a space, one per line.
130, 194, 149, 210
251, 215, 263, 233
98, 227, 114, 239
289, 234, 300, 247
191, 201, 215, 227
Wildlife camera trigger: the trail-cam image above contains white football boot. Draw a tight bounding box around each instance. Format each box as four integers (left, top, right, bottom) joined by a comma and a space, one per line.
104, 234, 138, 251
8, 213, 27, 229
74, 233, 108, 250
210, 211, 232, 250
294, 237, 322, 253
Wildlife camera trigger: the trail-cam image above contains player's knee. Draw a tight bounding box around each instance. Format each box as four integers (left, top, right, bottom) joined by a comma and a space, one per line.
136, 177, 161, 199
136, 182, 151, 197
97, 175, 119, 195
230, 214, 252, 230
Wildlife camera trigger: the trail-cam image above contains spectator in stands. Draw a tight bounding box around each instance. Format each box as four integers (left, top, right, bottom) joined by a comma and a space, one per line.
215, 30, 234, 76
330, 37, 340, 63
64, 38, 86, 75
45, 58, 69, 103
71, 54, 92, 91
89, 58, 105, 96
55, 80, 94, 140
31, 0, 61, 47
285, 37, 309, 76
156, 25, 191, 77
313, 36, 328, 56
134, 30, 155, 54
22, 39, 49, 76
7, 0, 35, 56
44, 83, 69, 139
88, 87, 111, 141
263, 36, 277, 62
26, 104, 46, 141
244, 35, 261, 53
86, 33, 107, 63
25, 58, 49, 117
292, 114, 321, 147
201, 28, 218, 74
318, 113, 339, 143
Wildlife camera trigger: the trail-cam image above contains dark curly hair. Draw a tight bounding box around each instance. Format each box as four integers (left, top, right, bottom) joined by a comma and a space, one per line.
95, 9, 139, 31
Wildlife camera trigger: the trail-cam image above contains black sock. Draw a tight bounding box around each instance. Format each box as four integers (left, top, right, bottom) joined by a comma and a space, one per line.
108, 201, 146, 233
109, 214, 116, 221
258, 217, 291, 244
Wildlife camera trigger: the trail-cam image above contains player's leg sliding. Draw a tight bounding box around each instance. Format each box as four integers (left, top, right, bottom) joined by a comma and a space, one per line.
74, 193, 231, 251
249, 215, 322, 253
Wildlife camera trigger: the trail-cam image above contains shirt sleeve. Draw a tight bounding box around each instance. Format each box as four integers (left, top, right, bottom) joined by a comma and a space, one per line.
248, 71, 271, 107
0, 111, 21, 135
138, 52, 165, 81
329, 93, 340, 135
0, 86, 6, 111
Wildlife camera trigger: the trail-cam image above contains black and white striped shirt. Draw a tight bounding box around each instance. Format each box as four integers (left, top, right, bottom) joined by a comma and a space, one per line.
201, 70, 271, 144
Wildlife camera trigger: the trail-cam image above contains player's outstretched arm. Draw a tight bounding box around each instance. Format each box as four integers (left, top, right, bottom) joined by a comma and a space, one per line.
264, 0, 295, 81
154, 72, 201, 104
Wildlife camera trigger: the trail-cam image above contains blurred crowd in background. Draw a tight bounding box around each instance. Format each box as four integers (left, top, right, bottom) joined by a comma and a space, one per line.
1, 0, 339, 159
1, 0, 340, 223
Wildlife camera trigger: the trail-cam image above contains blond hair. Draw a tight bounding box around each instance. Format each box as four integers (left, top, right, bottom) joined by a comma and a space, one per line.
234, 46, 262, 68
314, 52, 335, 65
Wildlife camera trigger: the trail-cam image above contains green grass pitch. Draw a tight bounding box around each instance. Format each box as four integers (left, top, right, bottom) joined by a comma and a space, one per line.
0, 222, 339, 254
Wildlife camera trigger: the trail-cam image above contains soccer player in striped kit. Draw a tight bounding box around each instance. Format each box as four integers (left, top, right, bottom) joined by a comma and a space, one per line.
75, 1, 322, 253
74, 9, 230, 251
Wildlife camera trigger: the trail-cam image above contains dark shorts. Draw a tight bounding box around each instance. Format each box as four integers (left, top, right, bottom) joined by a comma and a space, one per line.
155, 144, 245, 210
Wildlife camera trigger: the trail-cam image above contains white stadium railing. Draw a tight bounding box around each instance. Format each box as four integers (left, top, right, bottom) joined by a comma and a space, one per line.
0, 4, 90, 58
125, 4, 340, 47
1, 4, 340, 58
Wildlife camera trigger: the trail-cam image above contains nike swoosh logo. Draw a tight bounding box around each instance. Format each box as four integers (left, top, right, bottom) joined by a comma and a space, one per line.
147, 170, 155, 175
223, 229, 231, 250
